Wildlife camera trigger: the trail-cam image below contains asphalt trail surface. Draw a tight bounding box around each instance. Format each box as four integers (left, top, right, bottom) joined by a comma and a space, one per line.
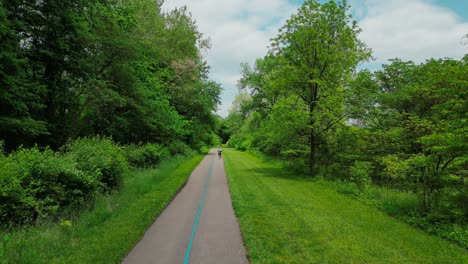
123, 149, 248, 264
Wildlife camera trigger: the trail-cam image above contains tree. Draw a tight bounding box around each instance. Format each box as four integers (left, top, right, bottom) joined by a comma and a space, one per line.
0, 2, 48, 150
344, 57, 467, 213
0, 0, 222, 150
268, 0, 370, 174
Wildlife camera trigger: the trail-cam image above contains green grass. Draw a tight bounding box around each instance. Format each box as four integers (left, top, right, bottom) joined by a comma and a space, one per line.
0, 154, 204, 264
223, 148, 468, 263
314, 178, 421, 216
317, 178, 468, 248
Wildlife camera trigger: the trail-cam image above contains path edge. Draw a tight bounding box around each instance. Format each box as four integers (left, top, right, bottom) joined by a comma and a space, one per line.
120, 153, 205, 262
222, 153, 251, 263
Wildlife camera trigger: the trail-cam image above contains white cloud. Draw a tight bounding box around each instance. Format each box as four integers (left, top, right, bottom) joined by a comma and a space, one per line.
359, 0, 468, 65
163, 0, 468, 117
163, 0, 301, 117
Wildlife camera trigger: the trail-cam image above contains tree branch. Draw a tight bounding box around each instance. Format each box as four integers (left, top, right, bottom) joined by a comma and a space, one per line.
441, 157, 456, 171
317, 114, 347, 135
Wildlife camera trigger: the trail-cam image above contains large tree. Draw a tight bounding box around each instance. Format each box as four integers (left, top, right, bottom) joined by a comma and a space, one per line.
264, 0, 371, 174
0, 2, 47, 149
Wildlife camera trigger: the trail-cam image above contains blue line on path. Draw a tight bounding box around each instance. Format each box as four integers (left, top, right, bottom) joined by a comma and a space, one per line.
183, 156, 215, 264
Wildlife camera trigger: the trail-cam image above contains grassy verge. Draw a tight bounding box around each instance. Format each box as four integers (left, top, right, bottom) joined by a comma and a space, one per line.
314, 178, 468, 248
224, 148, 468, 263
0, 154, 204, 263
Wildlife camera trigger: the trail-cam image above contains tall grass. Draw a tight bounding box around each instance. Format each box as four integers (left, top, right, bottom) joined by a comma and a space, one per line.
0, 154, 204, 263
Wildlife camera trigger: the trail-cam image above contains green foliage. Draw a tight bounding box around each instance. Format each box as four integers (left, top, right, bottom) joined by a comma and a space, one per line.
123, 143, 169, 168
227, 133, 251, 151
377, 154, 413, 191
0, 154, 204, 263
0, 147, 98, 226
380, 155, 409, 181
349, 161, 373, 192
0, 136, 194, 229
0, 0, 223, 231
267, 0, 370, 174
211, 132, 222, 147
230, 0, 371, 175
0, 0, 220, 151
230, 45, 467, 232
166, 140, 193, 156
0, 3, 48, 150
66, 137, 128, 191
227, 0, 466, 227
216, 117, 231, 144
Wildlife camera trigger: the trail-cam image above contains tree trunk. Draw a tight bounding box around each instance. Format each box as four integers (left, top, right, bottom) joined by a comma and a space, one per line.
309, 130, 315, 175
308, 82, 318, 176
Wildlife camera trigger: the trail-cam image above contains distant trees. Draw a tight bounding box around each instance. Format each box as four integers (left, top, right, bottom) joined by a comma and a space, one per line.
0, 0, 221, 151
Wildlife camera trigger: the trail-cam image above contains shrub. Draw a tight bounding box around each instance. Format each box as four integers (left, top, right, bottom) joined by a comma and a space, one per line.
379, 155, 410, 187
124, 143, 169, 168
166, 140, 192, 156
238, 139, 252, 151
66, 137, 128, 191
228, 135, 252, 151
209, 132, 221, 147
227, 134, 243, 149
281, 149, 309, 173
349, 161, 374, 192
0, 147, 98, 226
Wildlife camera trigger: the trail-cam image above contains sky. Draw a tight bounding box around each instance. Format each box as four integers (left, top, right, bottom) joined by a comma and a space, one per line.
162, 0, 468, 117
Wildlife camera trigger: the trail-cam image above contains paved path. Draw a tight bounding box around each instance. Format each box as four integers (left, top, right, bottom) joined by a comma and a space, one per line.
123, 149, 248, 264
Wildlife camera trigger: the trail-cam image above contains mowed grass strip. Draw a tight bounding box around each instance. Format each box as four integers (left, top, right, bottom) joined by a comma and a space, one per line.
1, 154, 204, 264
223, 149, 468, 263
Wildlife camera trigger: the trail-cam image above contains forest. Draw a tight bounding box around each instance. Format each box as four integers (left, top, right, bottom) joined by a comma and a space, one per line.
225, 0, 467, 247
0, 0, 221, 227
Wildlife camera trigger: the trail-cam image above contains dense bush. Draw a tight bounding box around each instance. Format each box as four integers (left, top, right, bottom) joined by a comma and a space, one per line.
349, 161, 374, 192
0, 137, 197, 228
210, 132, 222, 147
166, 140, 192, 156
0, 147, 98, 226
124, 143, 169, 168
281, 149, 309, 173
227, 134, 251, 151
66, 137, 128, 191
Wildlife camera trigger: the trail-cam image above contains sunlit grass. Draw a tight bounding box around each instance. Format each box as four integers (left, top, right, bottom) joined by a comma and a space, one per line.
224, 148, 467, 263
0, 154, 204, 264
